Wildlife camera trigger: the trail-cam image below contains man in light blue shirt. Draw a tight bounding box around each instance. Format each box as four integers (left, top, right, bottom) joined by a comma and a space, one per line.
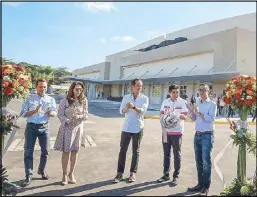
113, 79, 149, 183
188, 84, 217, 196
20, 79, 57, 187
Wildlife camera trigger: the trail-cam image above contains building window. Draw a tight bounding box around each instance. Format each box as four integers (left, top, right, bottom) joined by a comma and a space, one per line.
124, 83, 130, 95
152, 84, 160, 97
180, 85, 187, 96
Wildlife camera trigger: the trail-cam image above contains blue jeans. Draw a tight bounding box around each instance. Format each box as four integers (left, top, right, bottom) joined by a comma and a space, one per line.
194, 133, 214, 189
24, 123, 50, 177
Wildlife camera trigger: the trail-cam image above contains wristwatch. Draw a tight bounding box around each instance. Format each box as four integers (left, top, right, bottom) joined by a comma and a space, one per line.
133, 106, 136, 109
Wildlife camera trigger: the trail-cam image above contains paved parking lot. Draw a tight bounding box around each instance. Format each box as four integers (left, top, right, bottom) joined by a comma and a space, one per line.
3, 99, 256, 196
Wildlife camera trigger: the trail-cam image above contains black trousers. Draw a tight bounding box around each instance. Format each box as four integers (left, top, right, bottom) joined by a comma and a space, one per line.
163, 134, 182, 178
117, 130, 143, 174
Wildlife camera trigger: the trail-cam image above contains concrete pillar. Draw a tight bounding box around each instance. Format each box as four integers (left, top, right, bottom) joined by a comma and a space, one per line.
88, 83, 96, 101
192, 81, 196, 96
160, 84, 164, 103
147, 83, 152, 103
119, 84, 123, 96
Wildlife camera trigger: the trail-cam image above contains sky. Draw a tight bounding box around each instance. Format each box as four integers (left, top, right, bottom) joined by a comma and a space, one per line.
2, 1, 256, 71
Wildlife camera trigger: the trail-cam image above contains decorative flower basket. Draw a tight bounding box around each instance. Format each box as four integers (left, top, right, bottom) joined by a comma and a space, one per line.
1, 64, 32, 196
219, 75, 256, 196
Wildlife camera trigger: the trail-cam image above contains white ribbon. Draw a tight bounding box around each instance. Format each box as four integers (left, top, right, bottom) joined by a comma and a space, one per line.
1, 119, 19, 159
214, 137, 233, 189
236, 120, 248, 130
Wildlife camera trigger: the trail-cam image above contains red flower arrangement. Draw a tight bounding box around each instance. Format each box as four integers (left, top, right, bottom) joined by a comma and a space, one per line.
1, 64, 32, 106
223, 75, 256, 117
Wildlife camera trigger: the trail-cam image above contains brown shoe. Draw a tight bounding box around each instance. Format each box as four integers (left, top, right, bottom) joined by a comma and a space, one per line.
187, 184, 203, 192
128, 173, 136, 182
200, 188, 209, 196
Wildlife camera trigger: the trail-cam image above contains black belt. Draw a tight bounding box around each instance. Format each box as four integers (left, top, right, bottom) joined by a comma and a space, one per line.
195, 131, 213, 135
28, 122, 48, 126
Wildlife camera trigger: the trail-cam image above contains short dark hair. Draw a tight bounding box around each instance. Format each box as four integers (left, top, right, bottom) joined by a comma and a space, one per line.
168, 84, 179, 92
36, 79, 47, 87
131, 78, 143, 86
198, 83, 210, 91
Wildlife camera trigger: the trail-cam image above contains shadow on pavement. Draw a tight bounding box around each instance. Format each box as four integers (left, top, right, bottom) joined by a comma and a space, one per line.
19, 179, 113, 196
84, 180, 170, 196
168, 190, 201, 196
13, 180, 61, 193
88, 105, 123, 118
19, 180, 172, 196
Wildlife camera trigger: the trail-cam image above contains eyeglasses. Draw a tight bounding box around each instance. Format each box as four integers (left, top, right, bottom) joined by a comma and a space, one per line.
75, 88, 83, 92
198, 89, 208, 92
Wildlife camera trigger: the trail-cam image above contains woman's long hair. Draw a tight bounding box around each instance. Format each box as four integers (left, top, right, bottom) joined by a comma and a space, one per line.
66, 81, 86, 105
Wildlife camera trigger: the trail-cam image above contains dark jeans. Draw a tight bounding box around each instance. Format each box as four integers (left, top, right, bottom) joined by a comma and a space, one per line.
24, 123, 50, 178
217, 105, 220, 116
117, 130, 143, 174
219, 106, 224, 115
163, 135, 182, 178
252, 110, 256, 122
194, 133, 214, 189
228, 106, 234, 118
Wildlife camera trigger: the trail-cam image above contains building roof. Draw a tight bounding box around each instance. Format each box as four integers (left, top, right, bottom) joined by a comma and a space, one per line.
63, 71, 239, 85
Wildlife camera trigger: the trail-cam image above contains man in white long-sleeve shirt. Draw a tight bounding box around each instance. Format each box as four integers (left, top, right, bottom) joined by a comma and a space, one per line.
113, 79, 149, 183
157, 84, 188, 186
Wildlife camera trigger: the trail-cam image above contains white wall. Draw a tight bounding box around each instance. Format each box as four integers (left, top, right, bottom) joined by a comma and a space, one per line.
122, 52, 214, 78
213, 84, 226, 97
237, 29, 256, 76
77, 71, 100, 79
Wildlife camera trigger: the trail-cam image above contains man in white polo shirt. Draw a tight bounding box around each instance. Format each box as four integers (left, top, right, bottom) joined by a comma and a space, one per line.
113, 79, 149, 183
157, 84, 188, 186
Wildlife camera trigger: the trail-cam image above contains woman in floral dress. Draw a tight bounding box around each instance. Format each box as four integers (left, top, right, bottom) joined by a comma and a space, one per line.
54, 81, 88, 185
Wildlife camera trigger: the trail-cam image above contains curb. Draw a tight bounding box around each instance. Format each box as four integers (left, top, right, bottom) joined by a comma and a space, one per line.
144, 115, 257, 125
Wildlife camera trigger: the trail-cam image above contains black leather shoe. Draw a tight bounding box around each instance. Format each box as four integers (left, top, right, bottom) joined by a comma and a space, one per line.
113, 173, 123, 183
200, 188, 209, 196
187, 184, 203, 192
22, 176, 32, 187
170, 177, 179, 186
38, 170, 49, 180
157, 174, 170, 183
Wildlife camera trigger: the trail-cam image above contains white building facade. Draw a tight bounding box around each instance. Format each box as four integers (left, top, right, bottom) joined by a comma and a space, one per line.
68, 13, 256, 108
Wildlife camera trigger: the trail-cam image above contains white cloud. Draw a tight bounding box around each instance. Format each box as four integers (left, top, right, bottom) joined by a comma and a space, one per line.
98, 38, 107, 44
110, 36, 134, 42
80, 2, 117, 12
3, 2, 24, 7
